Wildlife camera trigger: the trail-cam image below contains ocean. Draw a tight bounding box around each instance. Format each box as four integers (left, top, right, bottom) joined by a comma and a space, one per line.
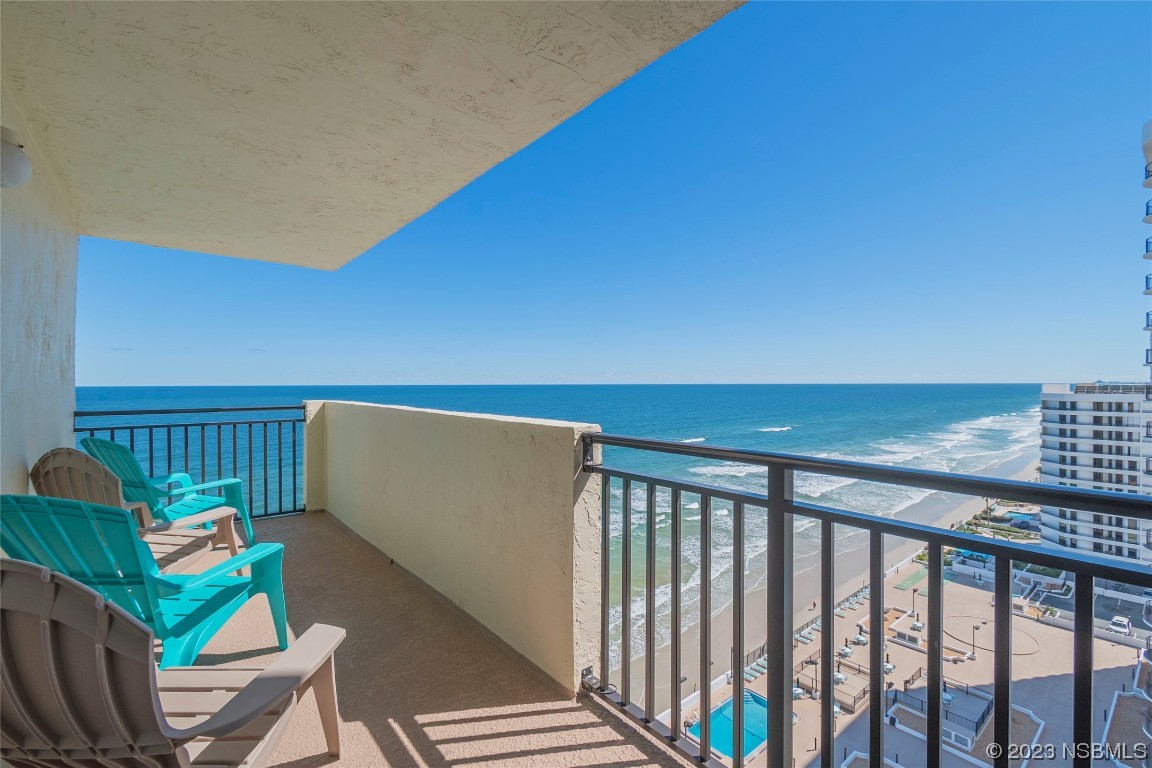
77, 383, 1042, 666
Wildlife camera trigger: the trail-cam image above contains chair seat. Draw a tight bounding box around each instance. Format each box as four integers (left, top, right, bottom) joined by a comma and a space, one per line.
158, 667, 298, 768
157, 576, 253, 637
144, 528, 219, 572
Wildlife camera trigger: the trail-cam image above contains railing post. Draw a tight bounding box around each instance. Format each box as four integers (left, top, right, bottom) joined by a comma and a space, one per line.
600, 476, 612, 693
765, 464, 793, 768
699, 493, 712, 761
869, 530, 885, 768
670, 487, 683, 742
1072, 572, 1094, 768
644, 483, 656, 722
993, 553, 1012, 768
821, 519, 835, 768
926, 543, 943, 768
621, 478, 633, 707
732, 500, 746, 768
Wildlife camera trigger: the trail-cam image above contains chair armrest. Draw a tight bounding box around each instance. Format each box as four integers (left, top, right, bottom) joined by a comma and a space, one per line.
141, 506, 236, 533
150, 472, 193, 489
162, 477, 243, 497
156, 543, 283, 591
167, 624, 346, 740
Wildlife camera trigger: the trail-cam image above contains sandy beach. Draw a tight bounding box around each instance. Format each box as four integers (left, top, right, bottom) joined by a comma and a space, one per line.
619, 453, 1041, 715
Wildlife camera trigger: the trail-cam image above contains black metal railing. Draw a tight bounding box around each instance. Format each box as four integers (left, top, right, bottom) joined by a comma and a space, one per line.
886, 688, 988, 736
73, 406, 305, 517
1146, 274, 1152, 293
1146, 199, 1152, 217
1146, 236, 1152, 255
580, 433, 1152, 768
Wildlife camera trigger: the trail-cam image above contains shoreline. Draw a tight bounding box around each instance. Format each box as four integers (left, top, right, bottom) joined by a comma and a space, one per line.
620, 452, 1041, 712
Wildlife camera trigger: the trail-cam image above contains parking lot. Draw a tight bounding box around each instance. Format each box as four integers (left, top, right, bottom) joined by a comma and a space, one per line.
1042, 582, 1152, 642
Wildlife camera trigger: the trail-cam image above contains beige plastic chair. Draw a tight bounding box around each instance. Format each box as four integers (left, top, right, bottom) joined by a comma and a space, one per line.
31, 447, 240, 571
0, 558, 345, 768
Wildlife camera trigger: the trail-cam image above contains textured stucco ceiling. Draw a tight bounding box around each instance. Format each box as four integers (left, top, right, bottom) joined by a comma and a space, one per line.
1, 1, 740, 270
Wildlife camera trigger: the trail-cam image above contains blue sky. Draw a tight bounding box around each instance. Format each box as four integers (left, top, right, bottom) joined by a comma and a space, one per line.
78, 1, 1152, 386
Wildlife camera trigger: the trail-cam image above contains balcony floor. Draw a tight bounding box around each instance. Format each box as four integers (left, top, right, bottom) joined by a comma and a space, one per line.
196, 511, 690, 768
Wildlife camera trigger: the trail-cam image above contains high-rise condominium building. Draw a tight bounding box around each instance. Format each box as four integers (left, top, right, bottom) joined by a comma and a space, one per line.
1035, 121, 1152, 565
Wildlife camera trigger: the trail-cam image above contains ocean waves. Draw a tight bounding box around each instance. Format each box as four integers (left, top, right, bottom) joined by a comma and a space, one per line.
605, 404, 1041, 666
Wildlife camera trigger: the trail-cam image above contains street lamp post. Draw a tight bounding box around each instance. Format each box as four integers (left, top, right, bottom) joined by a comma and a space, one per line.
912, 587, 920, 618
971, 623, 982, 659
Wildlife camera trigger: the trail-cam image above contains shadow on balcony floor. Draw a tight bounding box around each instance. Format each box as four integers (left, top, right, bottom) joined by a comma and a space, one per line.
197, 511, 688, 768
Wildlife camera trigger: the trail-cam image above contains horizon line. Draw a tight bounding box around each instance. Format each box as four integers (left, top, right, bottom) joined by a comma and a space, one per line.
74, 381, 1067, 388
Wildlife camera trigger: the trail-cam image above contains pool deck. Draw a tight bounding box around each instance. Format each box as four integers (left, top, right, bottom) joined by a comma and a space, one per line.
780, 569, 1141, 768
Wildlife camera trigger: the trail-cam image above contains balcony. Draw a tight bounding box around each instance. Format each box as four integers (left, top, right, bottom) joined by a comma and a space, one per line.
1145, 236, 1152, 259
184, 511, 683, 768
1145, 199, 1152, 224
1146, 161, 1152, 188
62, 402, 1152, 768
1146, 274, 1152, 295
3, 7, 1152, 767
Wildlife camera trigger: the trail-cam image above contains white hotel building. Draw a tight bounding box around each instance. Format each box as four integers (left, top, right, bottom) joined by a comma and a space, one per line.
1036, 121, 1152, 566
1038, 384, 1151, 563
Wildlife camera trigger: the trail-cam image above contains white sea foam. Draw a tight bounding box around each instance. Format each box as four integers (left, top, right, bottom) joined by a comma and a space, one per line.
687, 463, 764, 479
680, 437, 707, 443
605, 404, 1042, 666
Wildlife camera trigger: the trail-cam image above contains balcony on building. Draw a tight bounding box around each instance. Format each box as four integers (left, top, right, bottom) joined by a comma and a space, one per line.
1146, 236, 1152, 259
1145, 199, 1152, 224
5, 7, 1152, 768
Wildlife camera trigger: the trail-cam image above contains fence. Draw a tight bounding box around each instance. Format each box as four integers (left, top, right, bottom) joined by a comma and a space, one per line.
581, 432, 1152, 768
73, 406, 305, 517
886, 688, 991, 736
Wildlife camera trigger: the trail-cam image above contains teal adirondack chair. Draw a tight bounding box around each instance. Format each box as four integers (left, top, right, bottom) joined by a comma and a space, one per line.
0, 494, 288, 668
82, 436, 257, 544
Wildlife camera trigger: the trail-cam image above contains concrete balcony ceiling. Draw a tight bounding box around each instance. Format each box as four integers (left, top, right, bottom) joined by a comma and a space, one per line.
0, 1, 739, 269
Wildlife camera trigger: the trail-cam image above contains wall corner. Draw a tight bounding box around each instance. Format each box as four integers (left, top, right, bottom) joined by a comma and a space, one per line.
570, 424, 603, 697
303, 400, 328, 511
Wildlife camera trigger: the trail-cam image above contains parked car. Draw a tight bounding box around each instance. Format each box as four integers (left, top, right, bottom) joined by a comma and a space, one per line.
1107, 616, 1133, 637
1010, 519, 1033, 530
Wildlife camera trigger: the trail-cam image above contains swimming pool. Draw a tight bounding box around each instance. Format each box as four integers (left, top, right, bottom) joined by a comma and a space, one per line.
688, 690, 768, 759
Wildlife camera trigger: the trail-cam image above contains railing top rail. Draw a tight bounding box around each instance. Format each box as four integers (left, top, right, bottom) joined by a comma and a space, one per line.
585, 433, 1152, 519
591, 461, 1152, 587
75, 405, 304, 419
75, 419, 305, 432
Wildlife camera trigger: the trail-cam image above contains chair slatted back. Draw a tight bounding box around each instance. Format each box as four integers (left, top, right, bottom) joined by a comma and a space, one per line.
0, 559, 180, 768
0, 495, 160, 627
81, 437, 164, 512
31, 447, 124, 507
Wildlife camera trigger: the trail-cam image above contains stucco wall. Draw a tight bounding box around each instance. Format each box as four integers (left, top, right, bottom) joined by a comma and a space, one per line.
305, 400, 602, 695
0, 76, 77, 493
